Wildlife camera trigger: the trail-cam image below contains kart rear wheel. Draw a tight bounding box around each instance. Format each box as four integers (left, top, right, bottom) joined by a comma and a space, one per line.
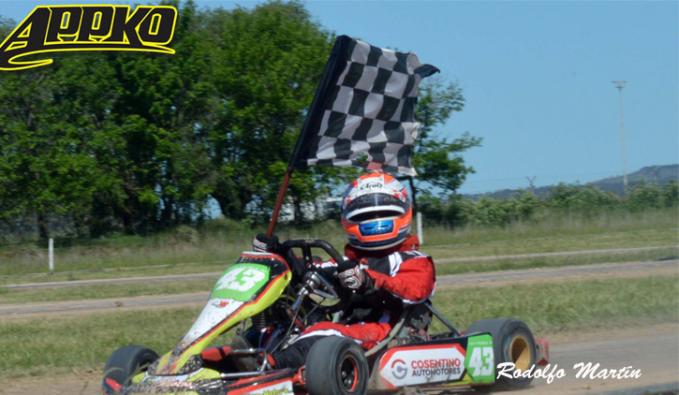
102, 345, 158, 394
305, 336, 369, 395
467, 318, 536, 390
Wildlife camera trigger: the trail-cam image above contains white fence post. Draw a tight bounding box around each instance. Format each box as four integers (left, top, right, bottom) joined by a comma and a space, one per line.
48, 238, 54, 273
416, 212, 424, 245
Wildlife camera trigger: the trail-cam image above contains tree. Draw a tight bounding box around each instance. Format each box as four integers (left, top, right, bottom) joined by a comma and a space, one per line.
547, 184, 619, 214
662, 181, 678, 207
626, 183, 664, 212
0, 8, 213, 237
0, 1, 481, 241
99, 0, 218, 233
413, 79, 481, 194
0, 33, 119, 240
203, 1, 333, 220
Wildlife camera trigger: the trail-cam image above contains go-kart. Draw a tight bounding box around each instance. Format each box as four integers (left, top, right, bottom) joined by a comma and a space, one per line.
102, 239, 549, 394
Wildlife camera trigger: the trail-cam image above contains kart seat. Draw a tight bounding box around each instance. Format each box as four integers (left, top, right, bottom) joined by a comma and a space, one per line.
364, 301, 459, 357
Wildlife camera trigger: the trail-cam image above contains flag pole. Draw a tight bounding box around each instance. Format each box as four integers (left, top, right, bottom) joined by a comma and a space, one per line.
266, 169, 292, 237
407, 176, 423, 244
407, 176, 418, 215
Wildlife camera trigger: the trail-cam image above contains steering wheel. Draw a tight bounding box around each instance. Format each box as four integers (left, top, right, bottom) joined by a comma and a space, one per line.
279, 239, 346, 276
279, 239, 357, 310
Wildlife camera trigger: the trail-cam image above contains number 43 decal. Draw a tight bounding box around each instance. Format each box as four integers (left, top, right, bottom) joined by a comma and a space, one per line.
212, 264, 270, 301
217, 267, 266, 292
468, 346, 494, 377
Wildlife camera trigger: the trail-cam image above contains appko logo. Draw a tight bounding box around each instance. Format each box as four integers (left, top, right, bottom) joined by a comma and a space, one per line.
0, 5, 177, 71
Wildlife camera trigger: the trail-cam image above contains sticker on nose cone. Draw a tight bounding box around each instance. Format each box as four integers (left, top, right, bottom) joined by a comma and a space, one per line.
228, 378, 294, 395
212, 263, 270, 301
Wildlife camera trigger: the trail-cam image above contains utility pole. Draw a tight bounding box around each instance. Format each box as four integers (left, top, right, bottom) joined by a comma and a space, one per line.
526, 176, 536, 194
612, 80, 629, 195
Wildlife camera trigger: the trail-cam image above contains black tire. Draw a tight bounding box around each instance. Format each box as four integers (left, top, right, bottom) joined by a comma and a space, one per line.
102, 345, 158, 394
305, 336, 369, 395
466, 318, 536, 390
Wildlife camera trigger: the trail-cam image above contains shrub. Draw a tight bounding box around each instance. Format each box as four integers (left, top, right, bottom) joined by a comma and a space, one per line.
546, 184, 620, 214
421, 183, 676, 229
662, 181, 679, 207
626, 183, 665, 211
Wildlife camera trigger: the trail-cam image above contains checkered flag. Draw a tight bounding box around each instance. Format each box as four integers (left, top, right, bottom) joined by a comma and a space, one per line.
292, 35, 438, 176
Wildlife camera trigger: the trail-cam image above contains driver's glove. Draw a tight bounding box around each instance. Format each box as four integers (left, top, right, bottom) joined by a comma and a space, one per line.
338, 265, 370, 290
252, 233, 279, 253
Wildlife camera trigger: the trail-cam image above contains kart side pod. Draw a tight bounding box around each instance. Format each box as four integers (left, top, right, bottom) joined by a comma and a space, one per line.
369, 334, 496, 391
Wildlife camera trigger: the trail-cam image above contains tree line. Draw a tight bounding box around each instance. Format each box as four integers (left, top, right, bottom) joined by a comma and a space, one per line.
0, 1, 478, 242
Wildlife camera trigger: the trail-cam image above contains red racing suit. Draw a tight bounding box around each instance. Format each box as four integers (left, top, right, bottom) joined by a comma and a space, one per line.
271, 235, 436, 369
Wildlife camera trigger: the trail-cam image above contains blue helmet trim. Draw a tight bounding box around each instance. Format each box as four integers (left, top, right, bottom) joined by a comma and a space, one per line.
359, 220, 394, 236
348, 225, 410, 250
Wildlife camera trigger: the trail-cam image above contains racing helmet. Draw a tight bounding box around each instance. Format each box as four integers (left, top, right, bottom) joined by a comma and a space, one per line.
341, 171, 412, 250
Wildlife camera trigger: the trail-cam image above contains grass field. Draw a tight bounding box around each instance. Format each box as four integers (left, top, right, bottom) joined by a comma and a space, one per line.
0, 275, 676, 379
0, 279, 214, 304
425, 208, 678, 257
435, 246, 678, 275
1, 207, 677, 280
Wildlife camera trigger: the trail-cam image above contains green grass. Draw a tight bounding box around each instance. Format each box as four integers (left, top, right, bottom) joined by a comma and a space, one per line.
435, 246, 679, 275
0, 207, 676, 280
1, 246, 676, 303
424, 207, 679, 258
0, 262, 230, 286
0, 220, 347, 277
0, 307, 200, 378
431, 275, 679, 334
0, 279, 215, 304
0, 275, 676, 379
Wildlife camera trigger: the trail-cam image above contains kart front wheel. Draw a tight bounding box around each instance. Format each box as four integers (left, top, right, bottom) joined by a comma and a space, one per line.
467, 318, 536, 390
102, 345, 158, 394
305, 336, 369, 395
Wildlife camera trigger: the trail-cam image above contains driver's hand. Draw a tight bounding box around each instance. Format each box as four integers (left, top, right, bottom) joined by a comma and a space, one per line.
338, 266, 366, 290
252, 233, 279, 253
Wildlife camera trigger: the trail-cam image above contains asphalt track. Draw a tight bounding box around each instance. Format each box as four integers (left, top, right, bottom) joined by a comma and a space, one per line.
0, 259, 676, 318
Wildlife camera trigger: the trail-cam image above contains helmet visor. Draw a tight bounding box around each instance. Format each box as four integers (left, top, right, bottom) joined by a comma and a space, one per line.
359, 219, 395, 236
343, 193, 408, 223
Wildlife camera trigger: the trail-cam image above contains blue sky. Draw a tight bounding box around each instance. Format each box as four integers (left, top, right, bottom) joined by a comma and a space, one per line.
1, 0, 677, 193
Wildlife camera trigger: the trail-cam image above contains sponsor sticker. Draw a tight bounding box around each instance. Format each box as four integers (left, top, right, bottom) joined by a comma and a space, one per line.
181, 298, 242, 345
379, 344, 466, 387
212, 263, 270, 301
229, 379, 294, 395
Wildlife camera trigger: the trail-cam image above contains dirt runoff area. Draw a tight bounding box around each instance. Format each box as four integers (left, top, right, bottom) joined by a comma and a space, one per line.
0, 324, 676, 395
